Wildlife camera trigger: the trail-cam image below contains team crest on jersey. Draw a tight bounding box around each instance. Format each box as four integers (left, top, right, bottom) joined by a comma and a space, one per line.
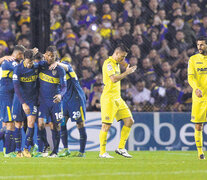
13, 74, 18, 80
105, 116, 110, 120
107, 64, 113, 71
35, 69, 38, 74
13, 115, 16, 119
52, 70, 57, 75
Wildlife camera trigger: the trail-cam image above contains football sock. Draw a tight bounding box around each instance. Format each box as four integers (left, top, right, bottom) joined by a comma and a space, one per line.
37, 128, 48, 152
195, 129, 203, 155
25, 127, 34, 149
118, 126, 131, 149
5, 130, 13, 154
99, 130, 107, 155
0, 127, 6, 140
11, 131, 16, 152
52, 129, 60, 154
78, 127, 87, 153
14, 127, 22, 152
60, 125, 68, 149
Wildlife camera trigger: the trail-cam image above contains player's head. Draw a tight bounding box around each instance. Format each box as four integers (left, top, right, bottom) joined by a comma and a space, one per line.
196, 36, 207, 55
12, 45, 25, 61
45, 46, 57, 64
113, 43, 129, 63
24, 49, 34, 68
33, 52, 43, 63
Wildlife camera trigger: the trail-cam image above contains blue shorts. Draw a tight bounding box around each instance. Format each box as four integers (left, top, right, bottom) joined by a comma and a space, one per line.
63, 96, 86, 123
38, 101, 62, 124
0, 95, 13, 123
12, 97, 38, 122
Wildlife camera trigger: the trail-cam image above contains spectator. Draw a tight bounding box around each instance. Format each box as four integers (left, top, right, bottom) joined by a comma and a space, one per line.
133, 79, 153, 112
0, 18, 15, 43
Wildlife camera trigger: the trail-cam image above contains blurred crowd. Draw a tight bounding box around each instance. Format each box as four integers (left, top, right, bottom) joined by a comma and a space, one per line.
0, 0, 207, 112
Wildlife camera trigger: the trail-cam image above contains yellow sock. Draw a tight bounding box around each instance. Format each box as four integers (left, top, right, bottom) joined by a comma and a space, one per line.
99, 130, 107, 155
118, 126, 131, 149
194, 129, 203, 155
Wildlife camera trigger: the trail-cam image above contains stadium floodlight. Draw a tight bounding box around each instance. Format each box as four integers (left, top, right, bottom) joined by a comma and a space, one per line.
88, 0, 94, 2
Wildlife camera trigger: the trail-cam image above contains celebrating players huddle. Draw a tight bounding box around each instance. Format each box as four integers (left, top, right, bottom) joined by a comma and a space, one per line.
0, 45, 87, 158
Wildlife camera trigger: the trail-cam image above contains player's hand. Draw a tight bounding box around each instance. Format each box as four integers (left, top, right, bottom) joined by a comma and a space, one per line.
195, 89, 202, 98
53, 94, 62, 103
3, 56, 15, 61
32, 48, 38, 55
49, 62, 58, 70
125, 65, 137, 75
22, 103, 30, 115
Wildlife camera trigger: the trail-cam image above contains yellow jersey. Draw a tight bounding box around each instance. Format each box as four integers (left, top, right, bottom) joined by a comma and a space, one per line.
102, 56, 121, 99
188, 53, 207, 101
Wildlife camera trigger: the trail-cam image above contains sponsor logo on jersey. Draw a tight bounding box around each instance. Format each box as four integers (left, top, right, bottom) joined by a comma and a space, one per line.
196, 62, 203, 64
20, 75, 38, 82
197, 68, 207, 72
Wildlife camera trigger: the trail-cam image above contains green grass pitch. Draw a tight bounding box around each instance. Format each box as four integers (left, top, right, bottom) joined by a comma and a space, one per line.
0, 151, 207, 180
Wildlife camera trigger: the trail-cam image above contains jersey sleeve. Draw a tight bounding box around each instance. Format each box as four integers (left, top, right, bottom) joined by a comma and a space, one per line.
105, 61, 115, 77
187, 57, 197, 89
58, 67, 67, 97
13, 66, 25, 104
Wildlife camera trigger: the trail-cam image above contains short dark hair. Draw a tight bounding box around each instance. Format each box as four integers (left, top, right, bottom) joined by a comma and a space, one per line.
24, 49, 33, 59
46, 46, 57, 53
115, 43, 129, 53
33, 52, 43, 61
13, 45, 25, 53
196, 36, 207, 44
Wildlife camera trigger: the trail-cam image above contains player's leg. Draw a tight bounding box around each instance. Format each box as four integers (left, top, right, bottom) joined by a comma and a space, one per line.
14, 121, 23, 157
115, 98, 133, 158
0, 122, 6, 154
195, 123, 205, 159
5, 121, 15, 157
99, 96, 116, 158
58, 116, 70, 157
49, 122, 60, 157
23, 115, 36, 158
49, 103, 62, 157
37, 118, 48, 152
191, 100, 206, 159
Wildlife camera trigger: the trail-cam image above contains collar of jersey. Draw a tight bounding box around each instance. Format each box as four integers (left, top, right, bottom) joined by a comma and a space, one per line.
109, 56, 117, 64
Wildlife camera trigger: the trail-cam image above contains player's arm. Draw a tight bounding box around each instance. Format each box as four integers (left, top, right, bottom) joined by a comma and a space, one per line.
49, 62, 69, 72
13, 67, 30, 114
120, 60, 128, 69
187, 58, 202, 97
53, 67, 67, 103
110, 65, 137, 83
0, 56, 15, 64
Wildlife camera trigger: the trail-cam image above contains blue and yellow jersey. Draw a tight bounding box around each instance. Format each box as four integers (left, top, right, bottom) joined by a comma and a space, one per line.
13, 61, 39, 104
0, 60, 19, 96
39, 64, 67, 102
188, 53, 207, 101
62, 61, 86, 102
102, 56, 121, 99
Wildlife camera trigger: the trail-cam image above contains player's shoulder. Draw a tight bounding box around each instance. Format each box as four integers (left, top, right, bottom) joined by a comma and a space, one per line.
189, 53, 202, 61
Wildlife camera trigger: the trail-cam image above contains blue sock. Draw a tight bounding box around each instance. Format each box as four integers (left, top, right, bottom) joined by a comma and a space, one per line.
37, 128, 48, 152
11, 131, 16, 152
5, 130, 13, 154
25, 127, 34, 149
14, 128, 22, 152
61, 125, 68, 149
78, 127, 87, 153
37, 129, 43, 152
52, 129, 60, 154
0, 127, 6, 140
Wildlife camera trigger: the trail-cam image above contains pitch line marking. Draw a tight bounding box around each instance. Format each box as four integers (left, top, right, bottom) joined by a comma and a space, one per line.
0, 170, 207, 179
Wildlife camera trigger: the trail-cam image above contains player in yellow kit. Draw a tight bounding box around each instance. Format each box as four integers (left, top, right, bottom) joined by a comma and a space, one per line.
188, 36, 207, 160
99, 44, 137, 158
